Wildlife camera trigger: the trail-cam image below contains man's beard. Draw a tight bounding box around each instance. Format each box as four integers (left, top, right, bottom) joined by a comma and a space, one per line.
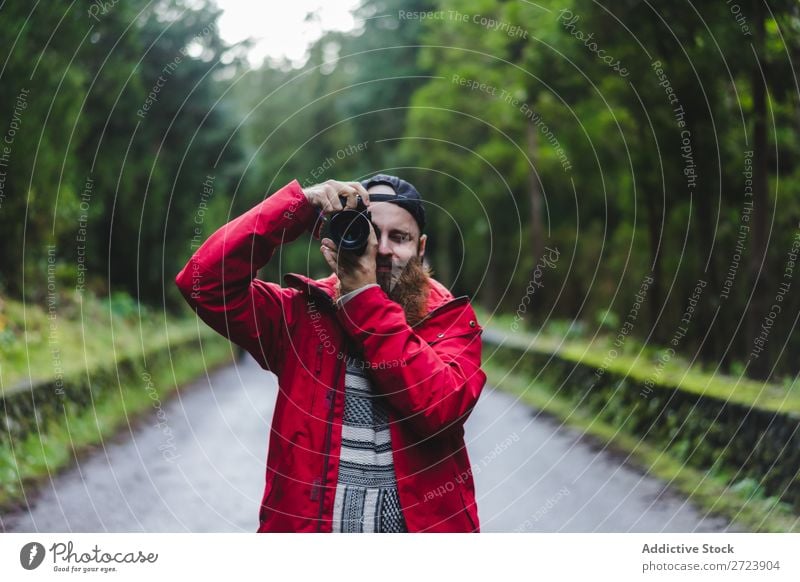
378, 256, 432, 327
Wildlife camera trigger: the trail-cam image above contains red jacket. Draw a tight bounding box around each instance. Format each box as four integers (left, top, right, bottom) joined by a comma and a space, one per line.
175, 179, 486, 532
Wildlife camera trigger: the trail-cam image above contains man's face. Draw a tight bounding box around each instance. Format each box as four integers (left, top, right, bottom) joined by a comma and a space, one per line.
367, 184, 427, 294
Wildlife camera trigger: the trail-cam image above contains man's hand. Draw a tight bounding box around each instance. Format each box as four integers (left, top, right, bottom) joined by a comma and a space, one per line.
321, 225, 378, 296
302, 179, 370, 216
305, 179, 378, 295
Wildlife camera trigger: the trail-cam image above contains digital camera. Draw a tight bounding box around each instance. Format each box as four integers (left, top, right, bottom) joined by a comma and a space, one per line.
323, 195, 378, 256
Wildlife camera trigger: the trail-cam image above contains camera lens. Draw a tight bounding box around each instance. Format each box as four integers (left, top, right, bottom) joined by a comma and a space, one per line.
337, 214, 370, 247
325, 196, 373, 255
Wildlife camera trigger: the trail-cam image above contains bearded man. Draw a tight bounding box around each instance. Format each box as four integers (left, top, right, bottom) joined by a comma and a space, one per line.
175, 174, 486, 533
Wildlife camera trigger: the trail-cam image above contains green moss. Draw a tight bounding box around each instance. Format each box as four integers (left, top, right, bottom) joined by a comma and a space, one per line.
483, 360, 800, 533
0, 331, 233, 509
0, 290, 205, 394
475, 309, 800, 414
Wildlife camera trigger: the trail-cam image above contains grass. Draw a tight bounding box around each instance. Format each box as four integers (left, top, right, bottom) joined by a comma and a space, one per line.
482, 359, 800, 533
0, 289, 235, 510
0, 289, 204, 393
0, 333, 233, 509
475, 306, 800, 414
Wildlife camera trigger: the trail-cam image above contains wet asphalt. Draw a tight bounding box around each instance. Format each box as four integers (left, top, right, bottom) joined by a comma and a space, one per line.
1, 353, 741, 533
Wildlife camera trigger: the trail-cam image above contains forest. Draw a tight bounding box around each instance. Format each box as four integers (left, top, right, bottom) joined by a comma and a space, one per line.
1, 0, 799, 384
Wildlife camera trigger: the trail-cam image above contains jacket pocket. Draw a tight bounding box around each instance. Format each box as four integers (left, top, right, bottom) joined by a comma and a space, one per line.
428, 329, 481, 347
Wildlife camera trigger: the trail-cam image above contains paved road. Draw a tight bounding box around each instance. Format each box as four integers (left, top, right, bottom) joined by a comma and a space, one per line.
1, 354, 740, 533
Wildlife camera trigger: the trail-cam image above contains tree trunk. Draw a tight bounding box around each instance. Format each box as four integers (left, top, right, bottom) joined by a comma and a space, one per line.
526, 118, 544, 322
636, 121, 663, 338
747, 0, 770, 378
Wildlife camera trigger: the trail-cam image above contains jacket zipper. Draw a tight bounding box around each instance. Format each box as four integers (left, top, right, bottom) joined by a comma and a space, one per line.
314, 343, 324, 374
311, 343, 323, 409
316, 354, 344, 531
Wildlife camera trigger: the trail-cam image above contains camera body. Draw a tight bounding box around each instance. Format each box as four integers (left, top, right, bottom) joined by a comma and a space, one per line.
323, 195, 379, 256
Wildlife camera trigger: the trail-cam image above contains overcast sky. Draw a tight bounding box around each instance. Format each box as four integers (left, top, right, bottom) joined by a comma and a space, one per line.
213, 0, 363, 67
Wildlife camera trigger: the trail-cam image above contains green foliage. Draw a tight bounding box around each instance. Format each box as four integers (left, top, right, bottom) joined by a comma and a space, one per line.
543, 318, 586, 341
483, 358, 800, 532
0, 327, 232, 509
0, 289, 199, 391
485, 331, 800, 518
2, 0, 800, 383
101, 291, 141, 320
0, 0, 246, 308
594, 308, 619, 332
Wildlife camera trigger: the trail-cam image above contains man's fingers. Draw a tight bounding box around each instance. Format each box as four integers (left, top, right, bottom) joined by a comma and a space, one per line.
340, 185, 361, 210
320, 246, 336, 271
348, 181, 370, 206
320, 244, 359, 277
327, 179, 366, 209
320, 241, 339, 265
336, 247, 359, 270
322, 186, 343, 213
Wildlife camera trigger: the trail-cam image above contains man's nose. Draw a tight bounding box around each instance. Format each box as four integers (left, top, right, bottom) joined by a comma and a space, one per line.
377, 235, 392, 256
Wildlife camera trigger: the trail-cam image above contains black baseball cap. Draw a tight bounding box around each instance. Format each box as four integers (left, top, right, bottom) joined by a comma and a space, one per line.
360, 173, 426, 233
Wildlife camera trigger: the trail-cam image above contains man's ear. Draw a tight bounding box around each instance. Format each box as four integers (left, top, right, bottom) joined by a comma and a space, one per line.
418, 233, 427, 258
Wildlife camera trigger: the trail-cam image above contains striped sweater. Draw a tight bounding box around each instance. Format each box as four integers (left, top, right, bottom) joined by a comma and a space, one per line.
331, 349, 408, 533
